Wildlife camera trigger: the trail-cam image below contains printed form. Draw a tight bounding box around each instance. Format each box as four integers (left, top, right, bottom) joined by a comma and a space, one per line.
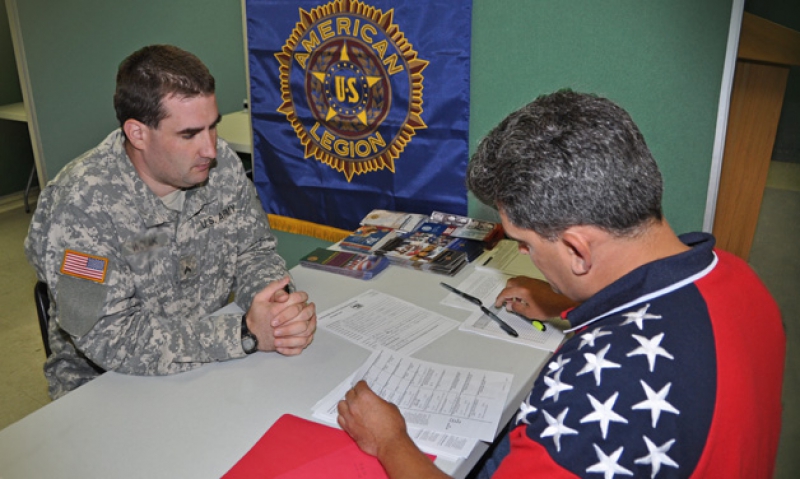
313, 348, 512, 444
442, 270, 565, 352
318, 289, 459, 355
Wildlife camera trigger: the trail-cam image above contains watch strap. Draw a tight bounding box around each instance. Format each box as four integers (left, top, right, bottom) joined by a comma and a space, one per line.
241, 313, 258, 354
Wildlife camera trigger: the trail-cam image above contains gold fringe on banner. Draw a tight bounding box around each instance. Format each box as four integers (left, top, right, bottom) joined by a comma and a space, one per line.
267, 214, 351, 243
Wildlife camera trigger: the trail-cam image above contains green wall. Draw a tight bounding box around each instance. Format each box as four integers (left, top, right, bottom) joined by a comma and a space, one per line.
13, 0, 246, 181
468, 0, 733, 235
0, 3, 34, 197
15, 0, 732, 237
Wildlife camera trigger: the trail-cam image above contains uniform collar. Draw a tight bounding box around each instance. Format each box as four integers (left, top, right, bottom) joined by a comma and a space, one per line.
564, 232, 718, 332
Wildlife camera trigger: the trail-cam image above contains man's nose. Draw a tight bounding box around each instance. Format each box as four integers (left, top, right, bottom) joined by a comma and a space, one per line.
200, 130, 217, 158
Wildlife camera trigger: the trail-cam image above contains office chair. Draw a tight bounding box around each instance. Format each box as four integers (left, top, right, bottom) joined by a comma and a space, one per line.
34, 280, 52, 357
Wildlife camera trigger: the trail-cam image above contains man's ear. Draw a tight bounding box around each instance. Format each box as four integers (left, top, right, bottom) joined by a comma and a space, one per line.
123, 119, 148, 150
561, 228, 593, 275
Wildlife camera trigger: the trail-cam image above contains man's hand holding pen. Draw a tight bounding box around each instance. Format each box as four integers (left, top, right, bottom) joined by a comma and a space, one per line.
494, 276, 579, 326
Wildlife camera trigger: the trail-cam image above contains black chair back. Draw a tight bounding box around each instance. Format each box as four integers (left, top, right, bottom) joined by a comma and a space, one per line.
34, 281, 52, 357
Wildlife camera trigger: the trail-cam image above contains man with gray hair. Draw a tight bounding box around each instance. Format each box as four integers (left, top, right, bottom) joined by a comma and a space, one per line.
337, 91, 785, 478
26, 45, 316, 399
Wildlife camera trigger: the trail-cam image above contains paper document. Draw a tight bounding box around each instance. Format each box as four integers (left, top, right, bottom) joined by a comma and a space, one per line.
407, 427, 478, 461
318, 290, 459, 355
441, 270, 565, 351
476, 239, 547, 280
440, 269, 510, 311
313, 348, 512, 443
310, 373, 475, 459
461, 308, 565, 352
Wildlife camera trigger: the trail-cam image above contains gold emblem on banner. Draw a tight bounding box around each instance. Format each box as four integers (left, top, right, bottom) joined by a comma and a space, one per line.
275, 0, 427, 181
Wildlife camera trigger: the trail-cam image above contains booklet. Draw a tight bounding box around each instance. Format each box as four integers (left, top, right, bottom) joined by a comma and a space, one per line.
360, 209, 427, 232
338, 225, 396, 253
300, 248, 389, 280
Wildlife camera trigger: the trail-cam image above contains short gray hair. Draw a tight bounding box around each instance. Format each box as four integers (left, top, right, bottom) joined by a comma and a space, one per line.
467, 90, 663, 240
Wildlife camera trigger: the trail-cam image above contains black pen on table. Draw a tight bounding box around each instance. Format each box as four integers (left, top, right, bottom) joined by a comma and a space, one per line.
440, 282, 519, 338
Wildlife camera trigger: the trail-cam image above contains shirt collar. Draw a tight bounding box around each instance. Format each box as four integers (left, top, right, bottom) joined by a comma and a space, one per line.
564, 232, 718, 332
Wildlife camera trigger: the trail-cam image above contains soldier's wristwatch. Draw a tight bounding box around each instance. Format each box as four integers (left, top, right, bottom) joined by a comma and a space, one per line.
241, 314, 258, 354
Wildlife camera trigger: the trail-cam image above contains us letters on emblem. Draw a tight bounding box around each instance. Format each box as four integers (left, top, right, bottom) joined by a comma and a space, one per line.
275, 1, 428, 181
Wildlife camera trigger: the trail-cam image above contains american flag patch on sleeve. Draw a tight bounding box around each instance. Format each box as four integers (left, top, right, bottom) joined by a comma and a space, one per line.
60, 249, 108, 283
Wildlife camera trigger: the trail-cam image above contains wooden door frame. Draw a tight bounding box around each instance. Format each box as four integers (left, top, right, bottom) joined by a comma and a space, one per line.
711, 12, 800, 260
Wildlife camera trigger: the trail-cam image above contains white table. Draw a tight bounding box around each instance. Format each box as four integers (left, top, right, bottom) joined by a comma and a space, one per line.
0, 263, 554, 478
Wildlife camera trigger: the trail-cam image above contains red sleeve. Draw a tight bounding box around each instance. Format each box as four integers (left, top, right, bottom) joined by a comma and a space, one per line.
491, 425, 580, 479
689, 249, 784, 478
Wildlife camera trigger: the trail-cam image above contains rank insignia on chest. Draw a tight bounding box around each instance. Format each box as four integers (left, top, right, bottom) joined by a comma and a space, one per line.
179, 255, 198, 281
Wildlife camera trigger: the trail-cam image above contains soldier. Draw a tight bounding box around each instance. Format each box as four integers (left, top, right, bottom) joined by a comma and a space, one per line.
25, 45, 316, 399
337, 91, 785, 478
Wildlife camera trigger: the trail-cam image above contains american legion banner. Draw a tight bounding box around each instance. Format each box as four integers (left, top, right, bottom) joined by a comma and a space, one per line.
246, 0, 472, 234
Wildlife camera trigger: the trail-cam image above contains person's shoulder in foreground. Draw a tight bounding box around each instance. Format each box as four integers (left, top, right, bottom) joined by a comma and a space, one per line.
25, 44, 316, 400
336, 90, 785, 478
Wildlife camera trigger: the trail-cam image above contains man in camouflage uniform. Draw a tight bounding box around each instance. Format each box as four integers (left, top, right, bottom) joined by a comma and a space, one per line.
25, 45, 317, 399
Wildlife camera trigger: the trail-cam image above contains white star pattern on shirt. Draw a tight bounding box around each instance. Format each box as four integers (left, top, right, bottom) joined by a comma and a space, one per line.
516, 398, 538, 425
542, 367, 574, 402
620, 304, 661, 330
632, 380, 680, 428
580, 391, 629, 439
578, 327, 612, 349
577, 343, 621, 386
586, 444, 633, 479
519, 297, 702, 476
540, 407, 578, 452
627, 333, 674, 372
634, 435, 679, 478
547, 355, 571, 376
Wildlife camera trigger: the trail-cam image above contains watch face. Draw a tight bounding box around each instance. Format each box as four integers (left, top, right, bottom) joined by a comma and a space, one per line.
243, 334, 257, 354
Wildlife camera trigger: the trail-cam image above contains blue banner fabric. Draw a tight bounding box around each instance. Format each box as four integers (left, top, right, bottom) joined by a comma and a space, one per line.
246, 0, 471, 230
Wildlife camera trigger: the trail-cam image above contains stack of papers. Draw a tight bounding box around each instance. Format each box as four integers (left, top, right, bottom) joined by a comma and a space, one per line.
312, 349, 512, 460
374, 223, 470, 276
314, 291, 511, 460
441, 270, 565, 352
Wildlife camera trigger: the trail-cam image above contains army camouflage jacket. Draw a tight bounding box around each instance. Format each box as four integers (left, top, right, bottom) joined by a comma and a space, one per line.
25, 129, 288, 399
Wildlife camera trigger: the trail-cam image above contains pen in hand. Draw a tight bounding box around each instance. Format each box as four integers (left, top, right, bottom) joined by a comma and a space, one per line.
440, 282, 519, 338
